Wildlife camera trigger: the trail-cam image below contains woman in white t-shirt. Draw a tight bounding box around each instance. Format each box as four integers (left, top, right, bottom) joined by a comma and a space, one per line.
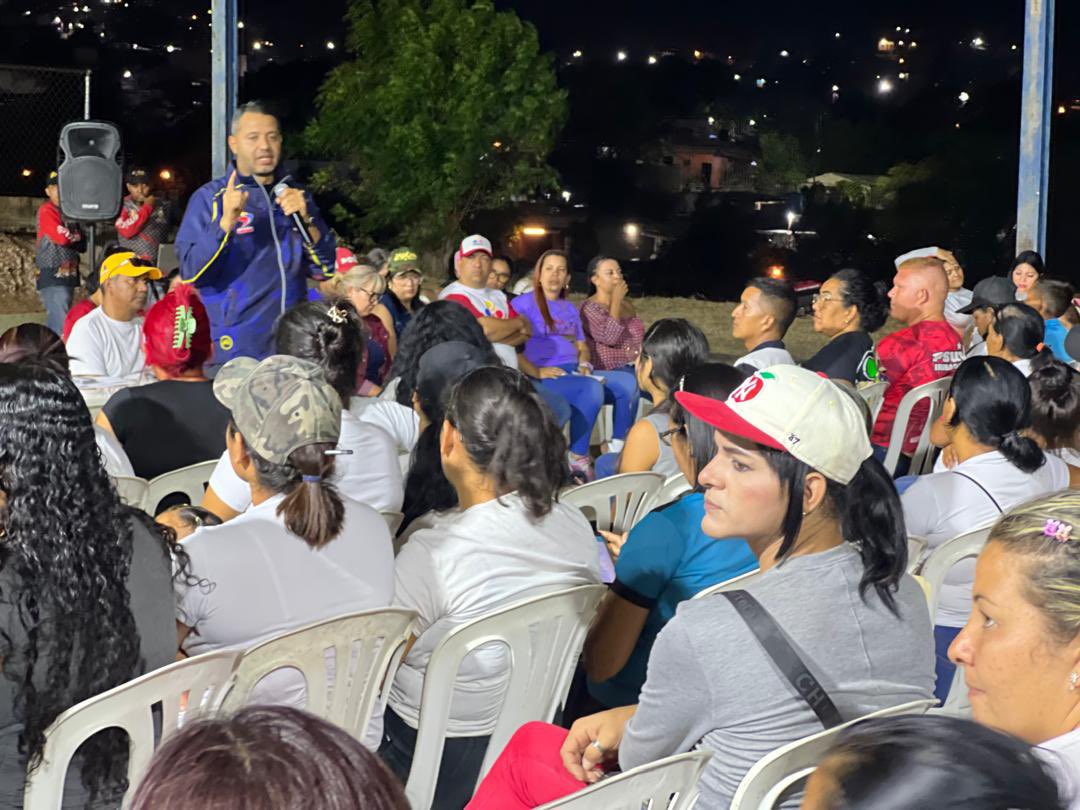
177, 355, 395, 713
902, 356, 1070, 702
948, 492, 1080, 809
202, 300, 404, 520
380, 366, 601, 810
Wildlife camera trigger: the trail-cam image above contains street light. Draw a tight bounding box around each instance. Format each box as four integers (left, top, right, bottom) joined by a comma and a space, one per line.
326, 40, 336, 50
624, 223, 640, 240
647, 55, 657, 65
877, 78, 893, 95
959, 91, 970, 104
159, 169, 173, 181
785, 211, 796, 231
122, 69, 132, 78
616, 50, 627, 62
522, 226, 547, 237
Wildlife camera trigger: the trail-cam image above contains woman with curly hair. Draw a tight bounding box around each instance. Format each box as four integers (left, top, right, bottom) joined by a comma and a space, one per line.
381, 366, 601, 810
0, 361, 181, 807
95, 283, 229, 480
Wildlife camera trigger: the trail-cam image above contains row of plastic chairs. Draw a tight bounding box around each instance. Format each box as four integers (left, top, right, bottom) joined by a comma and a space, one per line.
857, 377, 950, 478
112, 459, 219, 515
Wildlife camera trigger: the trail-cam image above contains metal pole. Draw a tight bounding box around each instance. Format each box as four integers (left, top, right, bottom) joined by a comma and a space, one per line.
83, 69, 90, 119
211, 0, 239, 178
1016, 0, 1054, 257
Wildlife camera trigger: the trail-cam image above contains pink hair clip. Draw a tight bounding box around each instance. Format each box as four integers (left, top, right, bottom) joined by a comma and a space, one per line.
1044, 519, 1074, 543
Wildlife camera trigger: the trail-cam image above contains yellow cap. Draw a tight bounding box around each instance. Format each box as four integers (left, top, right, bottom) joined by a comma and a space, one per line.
99, 251, 163, 284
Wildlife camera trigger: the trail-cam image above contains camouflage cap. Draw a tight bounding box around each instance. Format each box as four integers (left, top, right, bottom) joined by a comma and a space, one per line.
213, 355, 342, 464
387, 246, 421, 277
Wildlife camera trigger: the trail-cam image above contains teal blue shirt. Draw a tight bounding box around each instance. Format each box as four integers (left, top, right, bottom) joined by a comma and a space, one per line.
1045, 318, 1070, 364
587, 491, 757, 707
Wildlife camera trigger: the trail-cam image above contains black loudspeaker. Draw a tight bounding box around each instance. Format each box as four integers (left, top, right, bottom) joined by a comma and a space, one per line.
57, 120, 123, 221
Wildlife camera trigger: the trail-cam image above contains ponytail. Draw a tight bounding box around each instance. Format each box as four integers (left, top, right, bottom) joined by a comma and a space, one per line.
761, 450, 906, 616
998, 430, 1045, 474
238, 426, 345, 549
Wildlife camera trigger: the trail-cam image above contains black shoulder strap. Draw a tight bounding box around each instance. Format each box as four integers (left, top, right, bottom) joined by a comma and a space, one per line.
951, 471, 1004, 513
720, 590, 843, 728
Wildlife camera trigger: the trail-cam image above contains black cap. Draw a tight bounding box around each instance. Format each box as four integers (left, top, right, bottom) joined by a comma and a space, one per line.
125, 167, 149, 184
46, 170, 59, 186
957, 275, 1016, 314
416, 341, 493, 409
1065, 326, 1080, 364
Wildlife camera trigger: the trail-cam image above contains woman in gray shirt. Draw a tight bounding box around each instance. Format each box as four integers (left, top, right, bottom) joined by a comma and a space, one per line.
467, 365, 934, 810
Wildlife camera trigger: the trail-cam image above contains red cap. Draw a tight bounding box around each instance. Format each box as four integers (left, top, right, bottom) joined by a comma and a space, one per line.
335, 247, 360, 275
674, 390, 783, 450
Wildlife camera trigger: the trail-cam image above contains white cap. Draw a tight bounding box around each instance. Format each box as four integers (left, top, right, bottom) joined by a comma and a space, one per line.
894, 246, 939, 268
460, 234, 493, 257
674, 365, 872, 485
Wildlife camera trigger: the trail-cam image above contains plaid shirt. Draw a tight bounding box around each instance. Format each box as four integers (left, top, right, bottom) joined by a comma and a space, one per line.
580, 299, 645, 370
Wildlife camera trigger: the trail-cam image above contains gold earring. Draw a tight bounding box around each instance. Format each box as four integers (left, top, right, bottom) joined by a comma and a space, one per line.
1070, 672, 1078, 692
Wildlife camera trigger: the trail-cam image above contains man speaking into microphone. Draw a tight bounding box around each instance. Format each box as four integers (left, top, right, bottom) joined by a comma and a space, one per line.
176, 101, 335, 363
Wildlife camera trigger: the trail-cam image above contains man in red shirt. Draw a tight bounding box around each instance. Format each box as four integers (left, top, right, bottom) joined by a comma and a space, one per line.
872, 256, 963, 465
114, 167, 170, 262
35, 171, 85, 336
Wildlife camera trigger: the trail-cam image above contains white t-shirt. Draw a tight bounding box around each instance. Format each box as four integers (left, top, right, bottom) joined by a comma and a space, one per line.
177, 493, 395, 703
389, 494, 601, 736
95, 425, 134, 477
1040, 727, 1080, 810
207, 400, 404, 514
439, 281, 520, 369
357, 399, 420, 456
66, 307, 146, 379
734, 343, 795, 373
902, 450, 1069, 627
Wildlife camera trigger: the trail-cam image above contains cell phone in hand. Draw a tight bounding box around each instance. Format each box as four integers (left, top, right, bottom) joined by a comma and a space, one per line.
595, 535, 616, 583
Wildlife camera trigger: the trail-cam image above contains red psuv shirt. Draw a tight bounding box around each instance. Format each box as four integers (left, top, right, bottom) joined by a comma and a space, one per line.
871, 320, 963, 453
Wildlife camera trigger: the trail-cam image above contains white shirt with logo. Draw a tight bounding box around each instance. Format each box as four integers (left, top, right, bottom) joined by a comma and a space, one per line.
439, 281, 520, 368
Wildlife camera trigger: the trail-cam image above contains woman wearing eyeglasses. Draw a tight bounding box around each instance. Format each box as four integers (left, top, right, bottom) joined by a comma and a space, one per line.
804, 268, 890, 384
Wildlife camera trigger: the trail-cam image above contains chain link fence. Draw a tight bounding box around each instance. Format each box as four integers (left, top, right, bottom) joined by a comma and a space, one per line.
0, 64, 88, 197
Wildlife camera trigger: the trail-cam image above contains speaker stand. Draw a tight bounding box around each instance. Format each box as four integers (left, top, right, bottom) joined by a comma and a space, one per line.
86, 223, 96, 289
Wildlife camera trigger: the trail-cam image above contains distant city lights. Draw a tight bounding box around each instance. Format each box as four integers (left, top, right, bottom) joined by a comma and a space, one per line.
693, 50, 703, 60
122, 69, 132, 78
877, 79, 894, 94
252, 41, 262, 50
561, 190, 572, 202
958, 91, 970, 104
831, 84, 839, 92
1059, 105, 1068, 115
522, 226, 547, 237
21, 168, 32, 178
748, 118, 757, 126
326, 40, 336, 50
624, 223, 640, 240
755, 78, 766, 88
572, 50, 582, 58
834, 32, 841, 39
159, 169, 173, 181
165, 44, 177, 52
971, 36, 986, 49
648, 55, 657, 65
779, 50, 789, 58
616, 50, 628, 62
733, 73, 741, 81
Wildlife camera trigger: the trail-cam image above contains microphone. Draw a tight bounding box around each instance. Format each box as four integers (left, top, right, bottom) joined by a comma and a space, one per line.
272, 180, 315, 246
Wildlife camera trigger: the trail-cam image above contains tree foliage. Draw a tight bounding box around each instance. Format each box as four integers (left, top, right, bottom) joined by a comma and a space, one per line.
306, 0, 567, 262
755, 132, 808, 193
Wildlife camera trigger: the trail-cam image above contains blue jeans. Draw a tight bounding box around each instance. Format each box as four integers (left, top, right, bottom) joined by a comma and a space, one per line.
594, 368, 639, 441
595, 452, 619, 479
540, 368, 604, 455
38, 285, 74, 337
933, 624, 963, 704
531, 380, 571, 428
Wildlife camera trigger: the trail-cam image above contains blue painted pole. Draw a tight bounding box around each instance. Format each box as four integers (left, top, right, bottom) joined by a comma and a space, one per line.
211, 0, 239, 179
1016, 0, 1054, 257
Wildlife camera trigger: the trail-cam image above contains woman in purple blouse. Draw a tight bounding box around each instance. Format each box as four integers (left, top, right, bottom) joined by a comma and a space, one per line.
515, 251, 638, 480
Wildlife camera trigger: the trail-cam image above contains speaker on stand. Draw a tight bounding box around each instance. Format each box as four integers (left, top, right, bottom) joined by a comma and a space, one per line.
57, 120, 123, 278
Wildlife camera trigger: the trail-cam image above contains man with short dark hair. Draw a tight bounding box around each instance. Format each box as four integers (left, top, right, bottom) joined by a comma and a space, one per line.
176, 101, 336, 363
871, 257, 963, 461
34, 171, 85, 335
115, 167, 170, 263
1026, 279, 1076, 364
731, 277, 797, 372
955, 275, 1016, 357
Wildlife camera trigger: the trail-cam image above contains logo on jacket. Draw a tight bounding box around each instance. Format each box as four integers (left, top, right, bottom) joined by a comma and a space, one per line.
236, 211, 254, 235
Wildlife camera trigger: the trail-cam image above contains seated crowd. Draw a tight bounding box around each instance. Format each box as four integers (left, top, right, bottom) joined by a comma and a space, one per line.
0, 237, 1077, 810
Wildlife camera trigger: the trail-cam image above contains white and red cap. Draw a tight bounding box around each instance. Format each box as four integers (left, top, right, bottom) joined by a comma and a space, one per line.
460, 234, 493, 258
335, 247, 360, 275
674, 365, 871, 485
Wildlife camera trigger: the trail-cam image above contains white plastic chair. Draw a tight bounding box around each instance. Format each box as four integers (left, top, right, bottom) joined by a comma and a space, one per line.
381, 511, 405, 535
589, 404, 615, 447
112, 475, 150, 511
906, 535, 929, 573
220, 608, 417, 742
146, 459, 219, 514
404, 584, 607, 810
728, 699, 936, 810
856, 380, 889, 423
23, 650, 240, 809
643, 472, 694, 513
920, 525, 992, 621
536, 750, 713, 809
692, 568, 764, 600
881, 377, 951, 477
562, 472, 665, 534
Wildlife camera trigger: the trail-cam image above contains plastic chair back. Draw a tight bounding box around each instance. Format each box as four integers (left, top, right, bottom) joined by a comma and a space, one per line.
221, 608, 417, 742
405, 584, 607, 810
692, 568, 764, 600
906, 535, 929, 573
536, 750, 713, 809
562, 472, 665, 534
23, 651, 240, 809
146, 459, 218, 515
112, 475, 149, 511
729, 699, 936, 810
643, 472, 694, 514
920, 525, 992, 621
856, 380, 889, 423
381, 511, 405, 535
881, 377, 951, 477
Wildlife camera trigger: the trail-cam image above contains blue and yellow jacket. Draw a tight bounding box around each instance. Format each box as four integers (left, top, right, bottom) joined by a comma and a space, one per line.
175, 165, 336, 362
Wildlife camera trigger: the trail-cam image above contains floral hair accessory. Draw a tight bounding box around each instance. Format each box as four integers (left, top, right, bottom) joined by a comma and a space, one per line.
327, 305, 347, 324
173, 305, 197, 350
1044, 519, 1074, 543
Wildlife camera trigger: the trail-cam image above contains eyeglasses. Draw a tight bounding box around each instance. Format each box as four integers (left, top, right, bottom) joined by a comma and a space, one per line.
658, 425, 686, 446
811, 292, 839, 305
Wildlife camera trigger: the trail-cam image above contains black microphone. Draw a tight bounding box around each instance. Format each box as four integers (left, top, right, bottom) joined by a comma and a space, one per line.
272, 179, 315, 246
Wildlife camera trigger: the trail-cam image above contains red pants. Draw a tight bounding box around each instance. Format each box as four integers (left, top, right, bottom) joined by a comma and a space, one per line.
466, 722, 589, 809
